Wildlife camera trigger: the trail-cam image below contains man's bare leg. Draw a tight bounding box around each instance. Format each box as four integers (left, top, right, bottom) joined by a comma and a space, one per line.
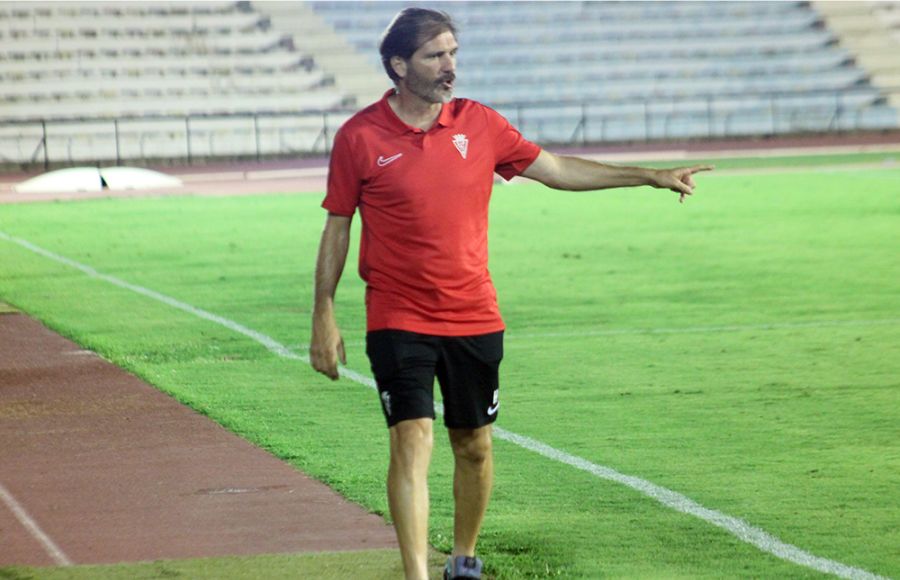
389, 418, 434, 580
448, 424, 493, 557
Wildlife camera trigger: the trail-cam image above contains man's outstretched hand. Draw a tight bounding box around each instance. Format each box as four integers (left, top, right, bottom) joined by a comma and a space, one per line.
652, 165, 714, 203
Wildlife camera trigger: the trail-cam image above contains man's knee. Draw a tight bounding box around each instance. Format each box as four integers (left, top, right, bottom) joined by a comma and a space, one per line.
390, 418, 434, 464
449, 425, 493, 464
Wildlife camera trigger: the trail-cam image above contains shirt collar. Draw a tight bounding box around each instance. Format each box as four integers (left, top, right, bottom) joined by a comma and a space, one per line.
378, 88, 455, 134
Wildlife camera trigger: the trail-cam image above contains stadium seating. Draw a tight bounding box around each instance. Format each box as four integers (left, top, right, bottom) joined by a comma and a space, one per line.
1, 0, 897, 167
0, 0, 356, 164
813, 1, 900, 107
0, 52, 312, 80
0, 1, 351, 121
308, 0, 899, 144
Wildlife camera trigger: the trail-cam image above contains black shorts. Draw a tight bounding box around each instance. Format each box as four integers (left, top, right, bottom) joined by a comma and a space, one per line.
365, 329, 503, 429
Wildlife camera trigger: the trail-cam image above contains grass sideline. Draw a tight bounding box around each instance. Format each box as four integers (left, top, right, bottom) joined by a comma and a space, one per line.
1, 152, 898, 578
608, 149, 900, 171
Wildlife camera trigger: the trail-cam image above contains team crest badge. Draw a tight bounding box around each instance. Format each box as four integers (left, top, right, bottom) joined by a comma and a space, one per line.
452, 134, 468, 159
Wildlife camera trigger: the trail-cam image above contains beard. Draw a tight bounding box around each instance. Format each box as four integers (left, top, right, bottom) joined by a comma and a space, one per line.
404, 65, 455, 104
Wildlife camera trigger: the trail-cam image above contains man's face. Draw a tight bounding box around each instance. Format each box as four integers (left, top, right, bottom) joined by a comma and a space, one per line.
399, 31, 458, 104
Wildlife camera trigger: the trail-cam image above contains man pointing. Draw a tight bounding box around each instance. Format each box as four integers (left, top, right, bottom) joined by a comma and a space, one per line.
310, 8, 712, 579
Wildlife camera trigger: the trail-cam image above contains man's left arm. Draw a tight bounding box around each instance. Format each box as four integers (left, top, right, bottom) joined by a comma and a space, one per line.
521, 150, 713, 203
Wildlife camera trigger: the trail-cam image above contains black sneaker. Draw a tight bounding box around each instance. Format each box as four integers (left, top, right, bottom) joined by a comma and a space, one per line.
444, 555, 483, 579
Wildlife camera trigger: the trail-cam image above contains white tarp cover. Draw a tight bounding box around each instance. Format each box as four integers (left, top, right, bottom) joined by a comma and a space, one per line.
14, 167, 182, 194
13, 167, 102, 193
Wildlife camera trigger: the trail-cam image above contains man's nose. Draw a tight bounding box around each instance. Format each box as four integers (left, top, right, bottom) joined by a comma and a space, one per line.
441, 53, 456, 72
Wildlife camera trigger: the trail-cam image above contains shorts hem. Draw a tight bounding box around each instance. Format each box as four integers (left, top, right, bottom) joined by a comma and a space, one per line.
385, 411, 437, 429
443, 413, 497, 430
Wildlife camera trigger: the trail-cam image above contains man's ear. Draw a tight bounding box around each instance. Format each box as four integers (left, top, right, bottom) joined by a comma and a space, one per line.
390, 56, 407, 80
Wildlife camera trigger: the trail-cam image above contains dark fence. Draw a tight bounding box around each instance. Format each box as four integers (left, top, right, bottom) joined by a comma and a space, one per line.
2, 87, 897, 170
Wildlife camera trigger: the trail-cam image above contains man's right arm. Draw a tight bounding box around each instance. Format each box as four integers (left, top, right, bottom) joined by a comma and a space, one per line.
310, 213, 352, 380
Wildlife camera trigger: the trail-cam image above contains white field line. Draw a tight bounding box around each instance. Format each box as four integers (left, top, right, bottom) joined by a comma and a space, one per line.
0, 482, 72, 566
0, 230, 888, 580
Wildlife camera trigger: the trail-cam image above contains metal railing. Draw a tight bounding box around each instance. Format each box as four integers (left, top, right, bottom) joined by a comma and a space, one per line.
0, 110, 355, 170
497, 86, 899, 145
1, 87, 897, 170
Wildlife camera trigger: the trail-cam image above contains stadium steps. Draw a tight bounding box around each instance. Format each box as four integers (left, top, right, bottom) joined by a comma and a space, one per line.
0, 0, 357, 164
251, 1, 386, 107
812, 0, 900, 107
0, 0, 353, 121
0, 53, 315, 81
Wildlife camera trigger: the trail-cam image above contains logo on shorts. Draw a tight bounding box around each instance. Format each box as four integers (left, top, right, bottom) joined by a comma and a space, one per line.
452, 134, 468, 159
487, 389, 499, 416
381, 391, 392, 416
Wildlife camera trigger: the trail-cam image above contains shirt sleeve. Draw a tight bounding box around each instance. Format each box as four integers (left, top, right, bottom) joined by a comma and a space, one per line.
486, 106, 542, 181
322, 126, 362, 216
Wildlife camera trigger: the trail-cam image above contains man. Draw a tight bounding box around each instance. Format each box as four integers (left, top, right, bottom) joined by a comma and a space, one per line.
309, 8, 712, 580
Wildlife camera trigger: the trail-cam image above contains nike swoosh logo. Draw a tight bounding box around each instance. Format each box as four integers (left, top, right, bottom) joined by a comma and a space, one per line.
487, 402, 499, 416
376, 153, 403, 167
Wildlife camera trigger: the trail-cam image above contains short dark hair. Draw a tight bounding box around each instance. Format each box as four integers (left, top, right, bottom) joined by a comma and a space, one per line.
379, 8, 456, 83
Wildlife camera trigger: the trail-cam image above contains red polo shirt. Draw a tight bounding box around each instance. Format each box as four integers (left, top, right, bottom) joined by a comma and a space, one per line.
323, 90, 541, 335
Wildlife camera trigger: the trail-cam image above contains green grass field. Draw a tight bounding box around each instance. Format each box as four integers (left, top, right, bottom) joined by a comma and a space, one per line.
1, 154, 898, 579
